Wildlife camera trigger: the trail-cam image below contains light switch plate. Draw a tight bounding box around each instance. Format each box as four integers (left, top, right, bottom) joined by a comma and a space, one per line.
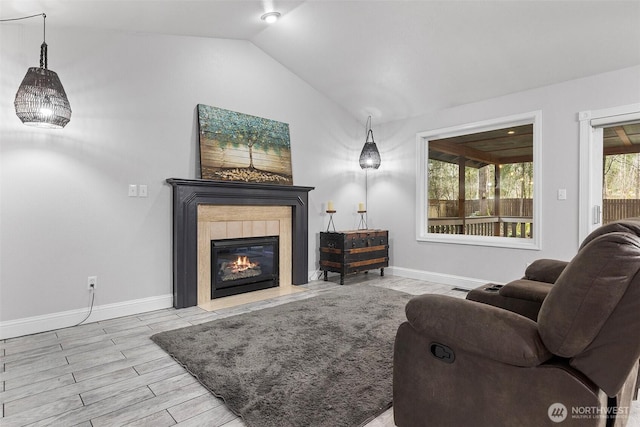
139, 184, 148, 197
128, 184, 138, 197
558, 189, 567, 200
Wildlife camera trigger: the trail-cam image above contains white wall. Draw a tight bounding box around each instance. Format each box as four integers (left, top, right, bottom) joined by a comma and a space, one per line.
0, 25, 365, 332
373, 65, 640, 285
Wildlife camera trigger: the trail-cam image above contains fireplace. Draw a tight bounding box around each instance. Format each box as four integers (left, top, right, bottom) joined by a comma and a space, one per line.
211, 236, 279, 298
166, 178, 314, 308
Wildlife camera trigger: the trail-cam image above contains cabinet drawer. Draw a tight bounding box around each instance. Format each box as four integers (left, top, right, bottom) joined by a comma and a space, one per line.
344, 231, 388, 249
344, 258, 388, 274
344, 248, 388, 262
320, 232, 345, 250
321, 231, 387, 247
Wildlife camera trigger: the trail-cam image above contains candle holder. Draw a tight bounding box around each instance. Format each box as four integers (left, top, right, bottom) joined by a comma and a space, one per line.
357, 210, 367, 230
326, 210, 336, 232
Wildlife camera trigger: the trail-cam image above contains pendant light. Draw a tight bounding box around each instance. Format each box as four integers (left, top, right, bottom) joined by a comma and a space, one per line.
9, 13, 72, 129
359, 116, 381, 169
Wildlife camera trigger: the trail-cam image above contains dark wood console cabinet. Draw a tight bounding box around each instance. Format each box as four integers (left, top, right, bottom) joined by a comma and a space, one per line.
319, 230, 389, 285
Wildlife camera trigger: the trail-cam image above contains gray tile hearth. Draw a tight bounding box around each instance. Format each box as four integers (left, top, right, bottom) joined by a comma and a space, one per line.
1, 275, 638, 426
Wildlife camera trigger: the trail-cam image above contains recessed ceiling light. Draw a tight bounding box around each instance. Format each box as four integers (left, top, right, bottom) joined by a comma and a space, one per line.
507, 130, 515, 134
261, 12, 281, 24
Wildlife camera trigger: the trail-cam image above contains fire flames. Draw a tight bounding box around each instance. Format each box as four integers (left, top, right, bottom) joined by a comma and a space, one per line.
219, 254, 262, 281
231, 255, 258, 273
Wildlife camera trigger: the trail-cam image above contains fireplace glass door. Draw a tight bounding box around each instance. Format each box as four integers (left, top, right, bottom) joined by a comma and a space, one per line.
211, 236, 279, 299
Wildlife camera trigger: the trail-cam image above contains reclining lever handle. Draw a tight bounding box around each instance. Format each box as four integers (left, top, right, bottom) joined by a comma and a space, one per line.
430, 343, 455, 363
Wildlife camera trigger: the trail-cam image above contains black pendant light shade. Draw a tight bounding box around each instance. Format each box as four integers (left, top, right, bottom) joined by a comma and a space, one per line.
15, 61, 72, 129
359, 117, 381, 169
10, 14, 71, 129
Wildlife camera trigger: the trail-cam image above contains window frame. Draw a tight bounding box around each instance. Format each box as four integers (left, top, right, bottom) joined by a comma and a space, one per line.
416, 110, 542, 250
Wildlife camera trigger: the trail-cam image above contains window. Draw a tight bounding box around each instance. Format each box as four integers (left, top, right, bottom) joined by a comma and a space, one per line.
416, 111, 542, 249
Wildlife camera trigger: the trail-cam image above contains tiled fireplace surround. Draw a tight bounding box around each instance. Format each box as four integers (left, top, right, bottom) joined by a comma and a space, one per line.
167, 178, 314, 308
198, 205, 290, 302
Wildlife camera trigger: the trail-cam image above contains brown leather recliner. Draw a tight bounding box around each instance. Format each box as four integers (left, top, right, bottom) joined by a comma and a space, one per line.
466, 218, 640, 321
393, 223, 640, 427
466, 217, 640, 403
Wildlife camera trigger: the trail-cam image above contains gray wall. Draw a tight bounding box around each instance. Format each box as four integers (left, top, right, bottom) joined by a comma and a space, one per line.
0, 25, 365, 327
372, 65, 640, 284
2, 23, 639, 333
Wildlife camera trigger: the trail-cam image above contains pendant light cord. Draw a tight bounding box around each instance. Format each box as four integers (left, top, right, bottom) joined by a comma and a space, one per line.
1, 13, 48, 68
0, 12, 46, 24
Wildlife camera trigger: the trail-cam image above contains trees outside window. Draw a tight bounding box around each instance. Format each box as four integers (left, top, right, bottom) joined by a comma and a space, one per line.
601, 123, 640, 223
416, 111, 541, 249
603, 152, 640, 222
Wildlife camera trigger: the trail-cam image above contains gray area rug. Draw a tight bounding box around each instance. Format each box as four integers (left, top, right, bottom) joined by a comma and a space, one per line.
151, 284, 412, 427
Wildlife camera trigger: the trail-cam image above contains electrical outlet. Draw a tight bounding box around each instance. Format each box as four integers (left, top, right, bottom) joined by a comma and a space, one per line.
88, 276, 97, 290
128, 184, 138, 197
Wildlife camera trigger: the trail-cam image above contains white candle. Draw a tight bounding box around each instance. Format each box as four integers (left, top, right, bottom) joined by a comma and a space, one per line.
358, 202, 365, 211
327, 200, 334, 211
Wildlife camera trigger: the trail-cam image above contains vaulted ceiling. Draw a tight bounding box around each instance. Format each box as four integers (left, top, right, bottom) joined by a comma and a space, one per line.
2, 0, 640, 123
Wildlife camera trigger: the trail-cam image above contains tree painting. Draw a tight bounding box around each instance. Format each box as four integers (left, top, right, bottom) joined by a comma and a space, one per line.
197, 104, 293, 184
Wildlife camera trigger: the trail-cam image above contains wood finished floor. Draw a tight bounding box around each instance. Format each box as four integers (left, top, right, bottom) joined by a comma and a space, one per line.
1, 274, 639, 427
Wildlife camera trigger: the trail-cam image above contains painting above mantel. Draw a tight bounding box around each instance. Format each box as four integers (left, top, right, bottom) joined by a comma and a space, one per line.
197, 104, 293, 185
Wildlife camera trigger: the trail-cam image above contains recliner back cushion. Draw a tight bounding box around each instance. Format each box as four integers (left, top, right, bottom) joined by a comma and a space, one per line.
538, 232, 640, 358
579, 217, 640, 250
570, 270, 640, 396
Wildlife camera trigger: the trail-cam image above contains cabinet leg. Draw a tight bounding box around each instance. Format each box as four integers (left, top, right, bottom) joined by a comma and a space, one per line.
340, 274, 344, 285
323, 270, 328, 281
380, 268, 385, 277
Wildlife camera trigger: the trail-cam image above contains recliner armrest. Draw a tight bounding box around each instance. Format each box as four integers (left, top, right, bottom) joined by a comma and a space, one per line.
405, 294, 553, 367
499, 279, 553, 303
524, 259, 569, 283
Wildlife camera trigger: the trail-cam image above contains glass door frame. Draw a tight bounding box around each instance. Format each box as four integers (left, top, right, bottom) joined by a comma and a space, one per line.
578, 103, 640, 245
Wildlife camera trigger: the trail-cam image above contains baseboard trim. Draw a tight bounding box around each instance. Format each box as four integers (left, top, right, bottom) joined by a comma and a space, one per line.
308, 265, 499, 290
308, 269, 325, 282
1, 269, 496, 340
0, 294, 173, 340
386, 266, 500, 290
